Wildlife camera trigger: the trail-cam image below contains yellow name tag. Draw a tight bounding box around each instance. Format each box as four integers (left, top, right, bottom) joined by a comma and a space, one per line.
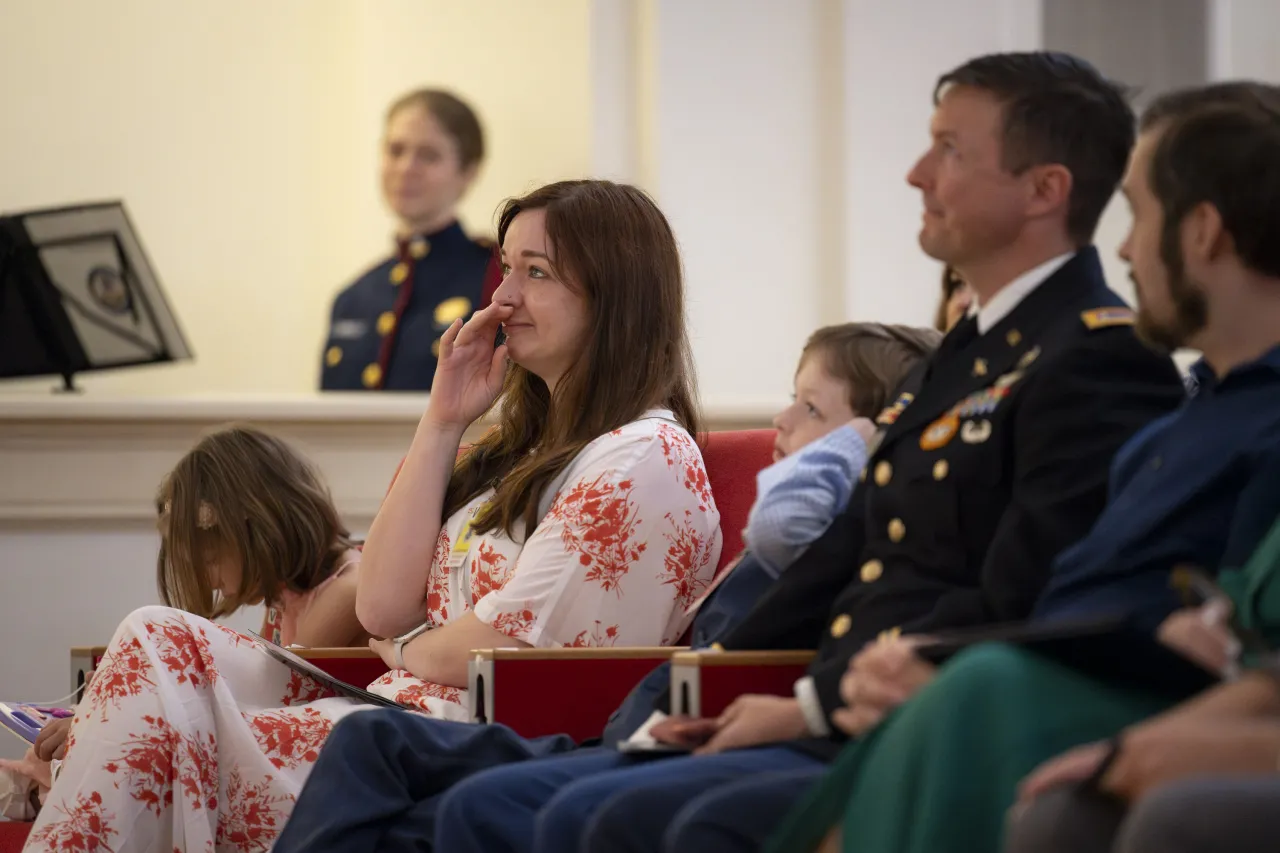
448, 517, 477, 570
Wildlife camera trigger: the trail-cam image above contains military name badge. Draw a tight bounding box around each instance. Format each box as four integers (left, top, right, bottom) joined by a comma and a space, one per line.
875, 392, 915, 426
920, 411, 959, 450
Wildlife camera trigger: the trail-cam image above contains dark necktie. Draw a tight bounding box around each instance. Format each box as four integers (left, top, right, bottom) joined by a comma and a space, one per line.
925, 315, 980, 380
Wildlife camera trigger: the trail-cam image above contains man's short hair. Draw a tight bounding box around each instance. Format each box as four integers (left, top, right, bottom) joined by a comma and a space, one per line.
1141, 82, 1280, 279
935, 51, 1134, 246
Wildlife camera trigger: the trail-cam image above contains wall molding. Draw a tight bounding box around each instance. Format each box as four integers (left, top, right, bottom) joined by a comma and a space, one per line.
0, 393, 775, 524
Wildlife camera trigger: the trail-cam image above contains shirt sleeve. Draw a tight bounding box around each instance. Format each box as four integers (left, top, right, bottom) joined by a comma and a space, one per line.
472, 425, 723, 648
793, 675, 833, 736
745, 423, 867, 578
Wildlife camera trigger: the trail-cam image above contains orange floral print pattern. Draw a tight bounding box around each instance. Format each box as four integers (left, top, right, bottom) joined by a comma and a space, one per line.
146, 619, 218, 688
216, 768, 295, 853
279, 670, 335, 707
391, 678, 463, 708
85, 636, 156, 721
656, 424, 713, 510
470, 540, 510, 600
104, 715, 218, 816
569, 621, 621, 647
490, 608, 537, 639
246, 708, 333, 770
547, 474, 644, 594
27, 791, 117, 852
426, 528, 452, 623
660, 509, 715, 610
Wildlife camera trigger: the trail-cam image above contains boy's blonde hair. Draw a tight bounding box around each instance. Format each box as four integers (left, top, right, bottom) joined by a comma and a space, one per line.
801, 323, 942, 417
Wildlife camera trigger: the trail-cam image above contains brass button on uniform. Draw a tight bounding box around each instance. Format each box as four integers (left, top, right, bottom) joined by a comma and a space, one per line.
933, 459, 949, 481
324, 346, 343, 367
1006, 329, 1022, 346
972, 358, 988, 377
434, 296, 473, 328
409, 237, 431, 259
377, 311, 397, 336
389, 262, 410, 285
888, 518, 906, 543
361, 363, 382, 389
830, 614, 853, 638
860, 559, 883, 583
874, 461, 893, 486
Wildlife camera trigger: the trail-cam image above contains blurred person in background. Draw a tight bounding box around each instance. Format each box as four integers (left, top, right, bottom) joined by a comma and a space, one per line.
321, 88, 500, 392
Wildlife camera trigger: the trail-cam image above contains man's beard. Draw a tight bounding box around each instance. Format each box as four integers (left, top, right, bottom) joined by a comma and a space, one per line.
1134, 267, 1208, 354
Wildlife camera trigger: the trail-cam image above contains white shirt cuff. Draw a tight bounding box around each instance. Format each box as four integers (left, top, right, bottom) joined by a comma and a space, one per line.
793, 675, 831, 737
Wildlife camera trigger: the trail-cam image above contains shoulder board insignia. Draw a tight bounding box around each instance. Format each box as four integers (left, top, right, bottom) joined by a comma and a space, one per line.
1080, 307, 1134, 330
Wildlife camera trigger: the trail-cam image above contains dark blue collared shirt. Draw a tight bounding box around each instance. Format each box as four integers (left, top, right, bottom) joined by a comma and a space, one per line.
1035, 344, 1280, 631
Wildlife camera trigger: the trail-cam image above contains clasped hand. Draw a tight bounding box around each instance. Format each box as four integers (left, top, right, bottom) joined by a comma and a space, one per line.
650, 695, 809, 755
423, 302, 513, 430
833, 636, 937, 737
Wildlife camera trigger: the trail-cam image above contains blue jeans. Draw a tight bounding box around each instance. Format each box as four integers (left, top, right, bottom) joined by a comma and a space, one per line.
271, 709, 578, 853
435, 745, 824, 852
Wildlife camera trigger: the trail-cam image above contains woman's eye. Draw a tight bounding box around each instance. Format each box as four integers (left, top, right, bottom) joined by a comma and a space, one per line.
501, 263, 512, 276
528, 265, 547, 279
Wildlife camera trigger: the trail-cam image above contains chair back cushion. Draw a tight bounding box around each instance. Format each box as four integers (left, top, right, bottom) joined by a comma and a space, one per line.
699, 429, 777, 575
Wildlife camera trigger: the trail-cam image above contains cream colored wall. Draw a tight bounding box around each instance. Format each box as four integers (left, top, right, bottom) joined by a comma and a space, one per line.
0, 0, 591, 395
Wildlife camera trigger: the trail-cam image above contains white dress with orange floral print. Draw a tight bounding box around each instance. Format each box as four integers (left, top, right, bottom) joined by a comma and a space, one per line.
23, 410, 720, 853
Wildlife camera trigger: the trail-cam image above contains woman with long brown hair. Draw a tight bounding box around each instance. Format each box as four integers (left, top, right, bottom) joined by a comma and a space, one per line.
24, 180, 722, 853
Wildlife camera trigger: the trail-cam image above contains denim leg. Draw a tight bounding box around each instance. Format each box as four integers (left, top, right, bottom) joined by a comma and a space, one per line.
272, 708, 577, 853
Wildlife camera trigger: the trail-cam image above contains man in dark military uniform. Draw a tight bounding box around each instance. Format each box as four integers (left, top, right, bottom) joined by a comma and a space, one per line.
411, 52, 1187, 853
319, 224, 499, 391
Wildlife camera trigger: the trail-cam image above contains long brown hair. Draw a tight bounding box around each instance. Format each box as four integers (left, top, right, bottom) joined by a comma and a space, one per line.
156, 425, 355, 619
443, 180, 701, 537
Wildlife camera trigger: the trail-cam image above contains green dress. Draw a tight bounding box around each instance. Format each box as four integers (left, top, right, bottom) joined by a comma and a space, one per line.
765, 513, 1280, 853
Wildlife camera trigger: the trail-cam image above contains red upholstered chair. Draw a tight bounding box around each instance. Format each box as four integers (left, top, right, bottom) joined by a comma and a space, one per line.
0, 823, 30, 852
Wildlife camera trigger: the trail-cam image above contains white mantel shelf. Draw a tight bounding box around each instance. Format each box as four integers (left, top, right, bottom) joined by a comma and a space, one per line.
0, 393, 776, 525
0, 392, 431, 423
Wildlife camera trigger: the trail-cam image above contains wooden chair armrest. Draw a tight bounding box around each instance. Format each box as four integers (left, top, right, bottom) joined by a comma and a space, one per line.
469, 647, 686, 662
669, 649, 817, 718
670, 650, 816, 667
293, 647, 381, 659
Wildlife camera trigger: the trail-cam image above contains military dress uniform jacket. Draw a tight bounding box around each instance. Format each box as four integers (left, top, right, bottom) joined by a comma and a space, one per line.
716, 247, 1186, 758
320, 221, 500, 391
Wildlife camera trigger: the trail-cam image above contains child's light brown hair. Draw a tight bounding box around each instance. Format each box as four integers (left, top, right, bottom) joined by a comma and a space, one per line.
156, 425, 355, 619
801, 323, 942, 417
